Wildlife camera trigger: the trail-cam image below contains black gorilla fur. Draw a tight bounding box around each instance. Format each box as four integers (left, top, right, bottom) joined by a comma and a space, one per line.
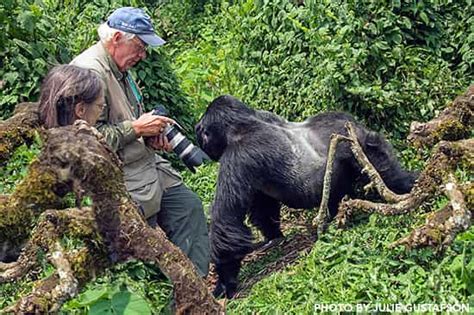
195, 95, 417, 298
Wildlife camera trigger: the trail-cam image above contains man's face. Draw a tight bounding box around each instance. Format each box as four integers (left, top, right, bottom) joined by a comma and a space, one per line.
112, 34, 148, 72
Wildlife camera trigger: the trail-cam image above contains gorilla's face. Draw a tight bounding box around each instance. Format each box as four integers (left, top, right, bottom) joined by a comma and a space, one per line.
195, 120, 227, 161
195, 95, 254, 161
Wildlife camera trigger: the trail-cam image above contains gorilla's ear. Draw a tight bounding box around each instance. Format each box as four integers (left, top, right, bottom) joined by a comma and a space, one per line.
364, 131, 391, 166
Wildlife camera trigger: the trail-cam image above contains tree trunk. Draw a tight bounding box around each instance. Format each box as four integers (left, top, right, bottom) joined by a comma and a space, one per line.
1, 120, 223, 314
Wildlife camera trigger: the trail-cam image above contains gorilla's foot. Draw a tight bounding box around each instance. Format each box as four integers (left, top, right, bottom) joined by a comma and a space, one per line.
212, 279, 226, 298
212, 278, 237, 299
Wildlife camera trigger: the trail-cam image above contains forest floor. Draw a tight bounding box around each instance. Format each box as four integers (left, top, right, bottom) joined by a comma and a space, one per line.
206, 207, 317, 298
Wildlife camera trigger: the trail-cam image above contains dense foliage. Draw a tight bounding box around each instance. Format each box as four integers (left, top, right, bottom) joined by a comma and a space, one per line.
165, 0, 473, 136
1, 0, 473, 313
0, 0, 192, 128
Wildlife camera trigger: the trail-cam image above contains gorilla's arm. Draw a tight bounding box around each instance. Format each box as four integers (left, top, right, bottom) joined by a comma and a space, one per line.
211, 150, 258, 255
210, 150, 260, 298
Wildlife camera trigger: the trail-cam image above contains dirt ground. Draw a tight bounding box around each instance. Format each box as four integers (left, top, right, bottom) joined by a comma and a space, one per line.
206, 207, 317, 298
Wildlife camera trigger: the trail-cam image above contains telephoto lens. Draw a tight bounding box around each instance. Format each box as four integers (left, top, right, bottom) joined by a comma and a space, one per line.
152, 105, 210, 173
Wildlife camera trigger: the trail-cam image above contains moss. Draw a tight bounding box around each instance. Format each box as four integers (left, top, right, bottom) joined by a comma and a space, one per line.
69, 246, 108, 284
12, 162, 60, 209
431, 119, 469, 143
0, 160, 64, 250
462, 182, 474, 213
0, 102, 40, 163
423, 228, 442, 244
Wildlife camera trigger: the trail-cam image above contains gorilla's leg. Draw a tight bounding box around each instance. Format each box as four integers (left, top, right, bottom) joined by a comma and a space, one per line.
249, 193, 284, 242
328, 162, 355, 217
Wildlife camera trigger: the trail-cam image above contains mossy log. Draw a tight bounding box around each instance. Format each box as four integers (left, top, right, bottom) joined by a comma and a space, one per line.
0, 121, 223, 314
0, 102, 41, 164
408, 85, 474, 148
0, 158, 66, 261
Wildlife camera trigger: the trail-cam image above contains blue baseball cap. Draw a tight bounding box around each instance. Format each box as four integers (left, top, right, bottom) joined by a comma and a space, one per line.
107, 7, 166, 47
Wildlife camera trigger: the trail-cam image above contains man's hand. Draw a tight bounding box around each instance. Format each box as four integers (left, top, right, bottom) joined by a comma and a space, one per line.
132, 112, 175, 137
146, 133, 173, 152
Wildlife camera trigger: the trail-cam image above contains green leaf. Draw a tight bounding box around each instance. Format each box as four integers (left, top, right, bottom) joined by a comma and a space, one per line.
76, 288, 109, 306
17, 11, 36, 34
29, 4, 42, 17
419, 12, 429, 25
366, 23, 378, 35
138, 70, 147, 81
111, 291, 151, 315
13, 39, 33, 56
390, 33, 402, 45
89, 299, 113, 315
456, 229, 474, 242
449, 255, 464, 275
374, 41, 390, 50
400, 17, 412, 30
3, 72, 19, 84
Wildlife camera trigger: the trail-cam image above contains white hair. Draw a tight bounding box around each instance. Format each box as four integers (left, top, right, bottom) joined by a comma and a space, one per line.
97, 22, 135, 44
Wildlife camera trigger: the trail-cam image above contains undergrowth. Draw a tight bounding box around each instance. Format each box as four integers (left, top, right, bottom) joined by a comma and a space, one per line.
229, 214, 474, 314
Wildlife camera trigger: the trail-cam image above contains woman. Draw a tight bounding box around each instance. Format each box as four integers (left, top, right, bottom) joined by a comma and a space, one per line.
39, 64, 105, 128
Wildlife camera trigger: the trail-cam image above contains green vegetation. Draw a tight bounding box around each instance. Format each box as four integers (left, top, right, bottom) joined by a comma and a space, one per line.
231, 214, 474, 314
61, 261, 171, 315
1, 0, 472, 313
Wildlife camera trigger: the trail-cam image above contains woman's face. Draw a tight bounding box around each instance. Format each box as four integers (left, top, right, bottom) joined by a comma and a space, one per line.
75, 92, 105, 125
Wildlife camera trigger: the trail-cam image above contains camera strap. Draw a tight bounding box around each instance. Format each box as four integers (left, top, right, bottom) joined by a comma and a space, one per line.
126, 73, 144, 116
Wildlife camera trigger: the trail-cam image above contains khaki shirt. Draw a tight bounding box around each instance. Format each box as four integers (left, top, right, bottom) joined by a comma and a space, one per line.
71, 42, 181, 217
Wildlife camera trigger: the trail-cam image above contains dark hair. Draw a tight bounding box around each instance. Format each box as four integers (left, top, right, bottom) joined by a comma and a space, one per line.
39, 65, 103, 128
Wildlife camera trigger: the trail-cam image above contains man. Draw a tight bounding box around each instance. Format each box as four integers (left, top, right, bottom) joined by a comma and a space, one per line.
71, 7, 209, 277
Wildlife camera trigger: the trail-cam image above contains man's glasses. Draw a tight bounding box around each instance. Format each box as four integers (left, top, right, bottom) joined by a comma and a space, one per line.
131, 36, 147, 54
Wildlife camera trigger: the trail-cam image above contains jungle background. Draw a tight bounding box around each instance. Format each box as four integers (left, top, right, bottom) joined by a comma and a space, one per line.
0, 0, 473, 313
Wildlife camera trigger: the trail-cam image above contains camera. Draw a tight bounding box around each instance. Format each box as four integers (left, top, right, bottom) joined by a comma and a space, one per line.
152, 105, 210, 173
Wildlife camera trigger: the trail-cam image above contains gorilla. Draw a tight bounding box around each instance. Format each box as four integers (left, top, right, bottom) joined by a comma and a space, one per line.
195, 95, 417, 298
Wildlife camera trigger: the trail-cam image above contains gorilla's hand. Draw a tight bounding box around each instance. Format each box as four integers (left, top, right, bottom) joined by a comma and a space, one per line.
214, 260, 240, 298
212, 277, 237, 299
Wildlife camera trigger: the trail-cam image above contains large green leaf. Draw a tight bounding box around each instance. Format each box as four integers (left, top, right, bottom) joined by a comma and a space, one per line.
111, 291, 151, 315
76, 288, 109, 306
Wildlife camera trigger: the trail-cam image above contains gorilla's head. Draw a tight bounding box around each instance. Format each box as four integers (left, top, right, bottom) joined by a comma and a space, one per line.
195, 95, 255, 161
